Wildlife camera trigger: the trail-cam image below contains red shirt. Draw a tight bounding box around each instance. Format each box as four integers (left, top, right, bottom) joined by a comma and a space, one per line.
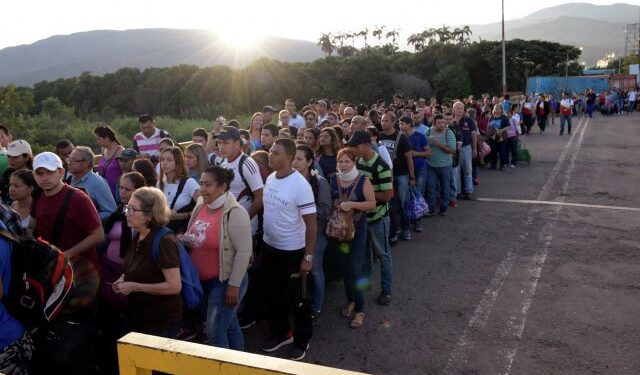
31, 184, 101, 268
185, 207, 223, 281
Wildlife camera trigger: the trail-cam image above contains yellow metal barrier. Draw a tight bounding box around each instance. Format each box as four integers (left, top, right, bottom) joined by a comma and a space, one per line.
118, 332, 370, 375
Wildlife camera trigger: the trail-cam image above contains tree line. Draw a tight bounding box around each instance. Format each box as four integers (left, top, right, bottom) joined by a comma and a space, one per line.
1, 26, 583, 126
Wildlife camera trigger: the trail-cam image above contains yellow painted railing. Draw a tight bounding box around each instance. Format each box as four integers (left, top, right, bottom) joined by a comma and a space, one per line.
117, 333, 370, 375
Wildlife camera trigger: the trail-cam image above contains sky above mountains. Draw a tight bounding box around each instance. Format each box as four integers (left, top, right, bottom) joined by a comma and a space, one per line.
3, 0, 636, 50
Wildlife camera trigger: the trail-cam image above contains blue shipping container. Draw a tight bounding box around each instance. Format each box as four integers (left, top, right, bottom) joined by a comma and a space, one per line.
526, 76, 609, 97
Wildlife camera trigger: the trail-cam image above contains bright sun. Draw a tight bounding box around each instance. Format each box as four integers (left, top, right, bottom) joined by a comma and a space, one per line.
218, 30, 262, 51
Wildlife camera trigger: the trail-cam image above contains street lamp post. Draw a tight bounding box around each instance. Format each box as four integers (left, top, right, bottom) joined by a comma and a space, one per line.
501, 0, 506, 95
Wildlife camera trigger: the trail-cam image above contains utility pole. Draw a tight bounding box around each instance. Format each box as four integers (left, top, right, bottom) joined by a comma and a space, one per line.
501, 0, 507, 95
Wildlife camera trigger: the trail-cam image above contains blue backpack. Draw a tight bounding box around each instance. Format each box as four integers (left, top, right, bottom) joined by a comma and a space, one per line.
151, 227, 203, 310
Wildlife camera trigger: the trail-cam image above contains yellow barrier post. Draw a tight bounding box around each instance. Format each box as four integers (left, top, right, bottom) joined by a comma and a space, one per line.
118, 332, 370, 375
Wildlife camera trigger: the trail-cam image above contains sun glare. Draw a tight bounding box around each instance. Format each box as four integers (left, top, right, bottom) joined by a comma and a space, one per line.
218, 30, 262, 51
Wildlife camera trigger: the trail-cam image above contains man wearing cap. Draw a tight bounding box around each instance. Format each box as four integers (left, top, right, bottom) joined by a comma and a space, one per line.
347, 131, 394, 306
66, 146, 117, 221
262, 106, 276, 126
217, 126, 264, 234
30, 152, 104, 268
0, 140, 33, 204
117, 148, 138, 174
217, 125, 266, 329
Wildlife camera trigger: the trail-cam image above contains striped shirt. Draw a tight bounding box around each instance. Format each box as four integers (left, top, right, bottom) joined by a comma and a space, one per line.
132, 128, 169, 157
357, 152, 392, 224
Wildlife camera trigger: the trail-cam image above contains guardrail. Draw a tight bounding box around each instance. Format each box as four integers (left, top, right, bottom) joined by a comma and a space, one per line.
117, 332, 370, 375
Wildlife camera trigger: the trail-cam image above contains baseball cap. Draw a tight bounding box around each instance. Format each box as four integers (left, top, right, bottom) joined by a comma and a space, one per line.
6, 140, 32, 157
117, 148, 139, 161
345, 131, 372, 147
33, 152, 63, 171
217, 126, 241, 141
262, 105, 276, 113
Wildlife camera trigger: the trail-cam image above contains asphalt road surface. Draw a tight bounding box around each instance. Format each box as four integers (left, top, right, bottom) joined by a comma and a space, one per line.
243, 113, 640, 375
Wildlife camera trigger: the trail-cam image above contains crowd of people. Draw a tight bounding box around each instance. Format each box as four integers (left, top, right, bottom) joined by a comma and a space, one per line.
0, 88, 630, 374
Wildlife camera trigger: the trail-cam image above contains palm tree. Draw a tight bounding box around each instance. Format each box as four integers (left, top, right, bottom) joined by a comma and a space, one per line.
372, 25, 386, 45
359, 28, 370, 47
407, 32, 426, 52
317, 33, 335, 56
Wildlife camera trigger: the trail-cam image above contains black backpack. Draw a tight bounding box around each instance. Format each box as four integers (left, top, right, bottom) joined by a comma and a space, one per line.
0, 229, 74, 328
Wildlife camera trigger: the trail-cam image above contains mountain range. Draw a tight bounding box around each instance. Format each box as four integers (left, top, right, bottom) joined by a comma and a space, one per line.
0, 2, 638, 86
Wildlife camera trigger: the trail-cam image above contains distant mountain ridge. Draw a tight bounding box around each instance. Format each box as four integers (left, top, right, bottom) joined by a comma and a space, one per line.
0, 2, 638, 86
469, 2, 640, 66
0, 29, 325, 86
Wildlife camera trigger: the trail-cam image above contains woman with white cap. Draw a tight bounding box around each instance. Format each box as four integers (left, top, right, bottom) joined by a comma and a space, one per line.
0, 140, 32, 203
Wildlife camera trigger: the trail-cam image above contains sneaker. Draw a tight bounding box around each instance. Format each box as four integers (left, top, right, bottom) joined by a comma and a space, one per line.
499, 166, 506, 171
377, 292, 392, 306
510, 165, 516, 169
239, 318, 256, 330
425, 210, 437, 218
289, 343, 309, 361
449, 201, 458, 208
401, 232, 411, 241
176, 328, 197, 341
414, 223, 423, 232
262, 336, 294, 353
389, 235, 398, 247
439, 210, 448, 217
311, 312, 320, 327
461, 193, 472, 200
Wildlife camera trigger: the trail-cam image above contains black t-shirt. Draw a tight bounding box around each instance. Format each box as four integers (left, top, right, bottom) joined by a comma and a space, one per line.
586, 93, 597, 104
380, 130, 412, 176
453, 116, 477, 146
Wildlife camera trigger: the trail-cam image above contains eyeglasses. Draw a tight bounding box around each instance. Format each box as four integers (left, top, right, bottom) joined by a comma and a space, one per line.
124, 204, 149, 216
65, 158, 87, 164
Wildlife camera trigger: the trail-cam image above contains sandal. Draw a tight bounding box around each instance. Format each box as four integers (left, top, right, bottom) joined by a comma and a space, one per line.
341, 302, 355, 318
350, 312, 365, 329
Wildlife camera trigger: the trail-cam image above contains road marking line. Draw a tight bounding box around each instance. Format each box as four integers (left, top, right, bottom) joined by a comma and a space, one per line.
443, 116, 588, 374
503, 116, 589, 374
473, 198, 640, 212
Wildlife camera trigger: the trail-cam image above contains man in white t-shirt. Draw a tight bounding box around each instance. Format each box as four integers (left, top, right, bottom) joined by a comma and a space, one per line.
628, 88, 637, 113
260, 138, 316, 361
217, 126, 264, 234
316, 100, 330, 125
285, 99, 304, 129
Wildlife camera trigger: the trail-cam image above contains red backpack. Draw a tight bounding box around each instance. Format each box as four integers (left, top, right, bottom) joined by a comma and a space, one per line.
1, 230, 74, 328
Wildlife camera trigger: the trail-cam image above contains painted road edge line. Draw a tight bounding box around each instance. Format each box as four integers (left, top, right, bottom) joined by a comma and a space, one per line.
473, 198, 640, 212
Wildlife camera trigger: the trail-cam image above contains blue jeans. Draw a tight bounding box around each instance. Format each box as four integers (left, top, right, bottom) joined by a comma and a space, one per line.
507, 137, 518, 166
426, 164, 452, 213
560, 114, 572, 134
617, 98, 625, 113
338, 215, 368, 313
363, 216, 392, 294
450, 165, 460, 201
311, 231, 328, 313
629, 101, 636, 113
390, 174, 410, 237
202, 274, 248, 350
459, 145, 473, 194
586, 103, 594, 117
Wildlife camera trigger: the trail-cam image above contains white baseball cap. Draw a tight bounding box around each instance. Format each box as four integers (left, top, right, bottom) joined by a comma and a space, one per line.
6, 140, 32, 157
33, 152, 63, 171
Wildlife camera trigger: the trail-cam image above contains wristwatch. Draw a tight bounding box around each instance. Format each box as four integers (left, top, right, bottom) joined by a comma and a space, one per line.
303, 255, 313, 262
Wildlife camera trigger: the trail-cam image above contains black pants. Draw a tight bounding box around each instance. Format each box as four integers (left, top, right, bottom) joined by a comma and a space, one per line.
239, 236, 269, 324
537, 114, 547, 132
488, 139, 508, 169
262, 243, 312, 349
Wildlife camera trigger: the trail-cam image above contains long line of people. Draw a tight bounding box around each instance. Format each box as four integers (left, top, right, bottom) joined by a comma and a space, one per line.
0, 93, 550, 373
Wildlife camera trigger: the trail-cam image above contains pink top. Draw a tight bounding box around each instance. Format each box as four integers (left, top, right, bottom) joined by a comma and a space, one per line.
98, 154, 123, 197
105, 221, 123, 265
186, 206, 223, 281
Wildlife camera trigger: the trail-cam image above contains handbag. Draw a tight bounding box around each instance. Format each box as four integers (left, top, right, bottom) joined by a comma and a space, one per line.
405, 187, 429, 221
326, 176, 362, 242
